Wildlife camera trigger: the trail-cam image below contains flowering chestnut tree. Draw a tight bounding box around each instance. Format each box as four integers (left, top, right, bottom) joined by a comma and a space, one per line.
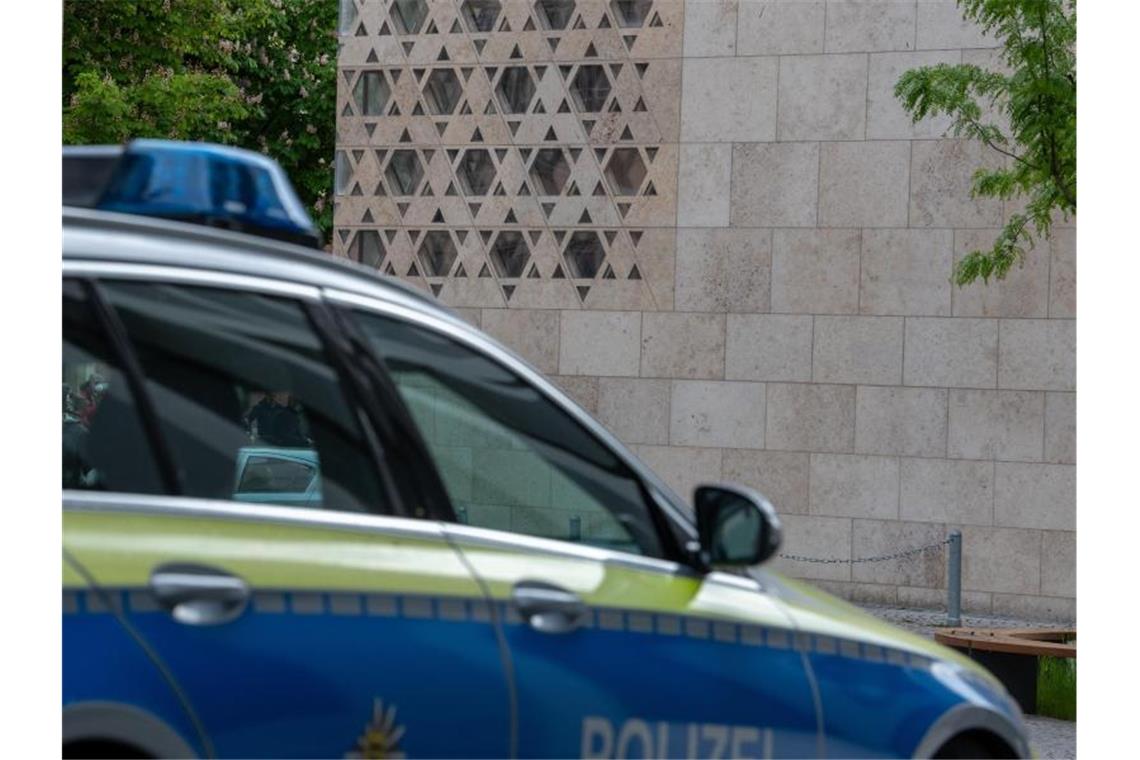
63, 0, 337, 238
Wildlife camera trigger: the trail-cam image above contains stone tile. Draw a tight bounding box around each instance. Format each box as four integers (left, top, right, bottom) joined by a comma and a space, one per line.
845, 582, 900, 607
681, 57, 778, 142
766, 383, 856, 453
898, 586, 993, 615
550, 375, 599, 414
771, 229, 861, 314
451, 308, 481, 328
860, 229, 954, 316
640, 313, 726, 380
900, 457, 993, 525
737, 1, 826, 55
813, 316, 904, 385
867, 50, 960, 139
910, 140, 1004, 228
916, 0, 994, 50
777, 54, 868, 141
670, 381, 766, 449
730, 142, 819, 228
725, 314, 814, 382
596, 378, 672, 446
1049, 227, 1076, 318
810, 454, 900, 519
998, 319, 1076, 391
952, 229, 1050, 318
991, 594, 1074, 622
722, 449, 811, 514
770, 514, 852, 581
995, 462, 1075, 531
960, 526, 1040, 595
675, 229, 772, 313
947, 389, 1044, 461
480, 308, 560, 374
677, 143, 733, 227
1040, 531, 1076, 598
684, 0, 738, 56
1044, 392, 1075, 465
856, 386, 948, 457
819, 141, 911, 227
808, 580, 857, 600
825, 1, 917, 53
852, 519, 946, 587
558, 311, 641, 377
903, 317, 998, 388
631, 444, 723, 505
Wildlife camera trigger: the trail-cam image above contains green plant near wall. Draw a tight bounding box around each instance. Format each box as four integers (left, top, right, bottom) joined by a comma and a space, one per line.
1037, 655, 1076, 721
895, 0, 1075, 285
63, 0, 338, 239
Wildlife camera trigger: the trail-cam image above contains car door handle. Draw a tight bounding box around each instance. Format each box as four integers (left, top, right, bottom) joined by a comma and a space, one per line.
512, 580, 586, 634
149, 563, 250, 626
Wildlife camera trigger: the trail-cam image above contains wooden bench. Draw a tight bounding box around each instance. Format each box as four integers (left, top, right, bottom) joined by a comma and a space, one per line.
933, 628, 1075, 713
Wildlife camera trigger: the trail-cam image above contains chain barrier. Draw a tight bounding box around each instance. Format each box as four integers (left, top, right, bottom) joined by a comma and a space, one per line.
779, 536, 952, 565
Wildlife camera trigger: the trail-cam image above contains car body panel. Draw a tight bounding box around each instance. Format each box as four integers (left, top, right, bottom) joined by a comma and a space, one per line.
445, 527, 821, 758
63, 498, 512, 758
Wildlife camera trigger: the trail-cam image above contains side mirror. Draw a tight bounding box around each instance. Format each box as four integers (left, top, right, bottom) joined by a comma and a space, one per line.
694, 484, 782, 568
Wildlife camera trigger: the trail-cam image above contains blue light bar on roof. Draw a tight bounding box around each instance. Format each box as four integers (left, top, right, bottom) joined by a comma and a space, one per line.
93, 139, 322, 248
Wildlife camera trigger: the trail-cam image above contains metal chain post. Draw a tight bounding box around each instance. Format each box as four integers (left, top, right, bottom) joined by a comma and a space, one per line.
779, 531, 963, 625
779, 536, 952, 565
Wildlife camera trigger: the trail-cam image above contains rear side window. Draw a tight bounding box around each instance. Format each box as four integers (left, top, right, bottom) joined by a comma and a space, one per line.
100, 281, 385, 513
63, 280, 163, 493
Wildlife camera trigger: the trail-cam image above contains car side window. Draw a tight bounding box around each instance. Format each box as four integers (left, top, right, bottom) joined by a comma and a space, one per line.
63, 279, 164, 494
99, 281, 385, 513
353, 312, 665, 558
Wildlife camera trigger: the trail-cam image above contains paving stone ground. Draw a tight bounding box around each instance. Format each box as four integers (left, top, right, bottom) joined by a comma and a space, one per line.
861, 606, 1076, 759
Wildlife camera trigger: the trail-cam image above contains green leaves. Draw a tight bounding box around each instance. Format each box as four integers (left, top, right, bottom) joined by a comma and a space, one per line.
894, 0, 1075, 286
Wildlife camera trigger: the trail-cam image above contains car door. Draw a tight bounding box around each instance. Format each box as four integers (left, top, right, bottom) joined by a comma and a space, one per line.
62, 272, 512, 758
63, 278, 207, 759
346, 302, 821, 759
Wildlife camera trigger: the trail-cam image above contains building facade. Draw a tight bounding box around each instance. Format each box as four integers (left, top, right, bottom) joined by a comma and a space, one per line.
334, 0, 1076, 619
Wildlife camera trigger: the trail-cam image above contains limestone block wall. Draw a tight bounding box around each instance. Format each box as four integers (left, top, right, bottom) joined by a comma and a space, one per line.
335, 0, 1076, 619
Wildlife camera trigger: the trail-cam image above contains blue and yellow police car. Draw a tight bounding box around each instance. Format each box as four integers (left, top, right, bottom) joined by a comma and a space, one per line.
63, 140, 1030, 758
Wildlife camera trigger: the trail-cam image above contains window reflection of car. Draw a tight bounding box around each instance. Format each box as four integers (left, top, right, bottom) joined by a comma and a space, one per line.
233, 447, 321, 506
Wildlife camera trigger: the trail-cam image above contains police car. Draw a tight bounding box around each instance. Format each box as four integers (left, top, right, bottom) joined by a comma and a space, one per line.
63, 141, 1030, 759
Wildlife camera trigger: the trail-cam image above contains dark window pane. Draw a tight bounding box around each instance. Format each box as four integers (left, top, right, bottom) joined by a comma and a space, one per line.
63, 280, 163, 494
422, 69, 461, 115
390, 0, 428, 34
385, 150, 424, 196
102, 282, 385, 513
460, 0, 502, 34
495, 67, 536, 115
529, 149, 570, 195
353, 71, 391, 116
563, 232, 606, 278
536, 0, 575, 30
354, 313, 663, 558
569, 65, 611, 112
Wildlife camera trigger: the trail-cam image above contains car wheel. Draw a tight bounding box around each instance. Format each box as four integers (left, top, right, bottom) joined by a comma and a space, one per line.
63, 739, 151, 759
933, 731, 1016, 759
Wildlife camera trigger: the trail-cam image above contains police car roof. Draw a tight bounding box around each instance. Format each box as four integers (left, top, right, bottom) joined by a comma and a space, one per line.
63, 206, 456, 321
